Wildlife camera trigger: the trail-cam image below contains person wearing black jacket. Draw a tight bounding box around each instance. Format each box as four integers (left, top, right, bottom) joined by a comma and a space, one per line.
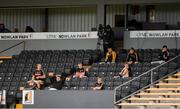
48, 75, 65, 90
159, 45, 169, 62
151, 45, 169, 64
126, 48, 139, 64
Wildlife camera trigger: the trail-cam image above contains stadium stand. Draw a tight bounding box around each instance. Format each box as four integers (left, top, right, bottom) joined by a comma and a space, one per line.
1, 1, 180, 109
0, 48, 179, 107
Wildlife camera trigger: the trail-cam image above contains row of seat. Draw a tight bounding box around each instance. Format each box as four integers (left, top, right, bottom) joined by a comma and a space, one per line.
0, 49, 179, 106
116, 49, 179, 62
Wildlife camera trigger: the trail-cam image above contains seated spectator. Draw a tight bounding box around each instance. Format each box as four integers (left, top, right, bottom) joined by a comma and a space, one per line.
119, 62, 131, 78
92, 77, 104, 90
48, 75, 66, 90
105, 48, 116, 63
151, 45, 169, 64
19, 80, 38, 91
0, 24, 11, 33
126, 48, 138, 64
25, 26, 35, 32
31, 64, 46, 89
0, 90, 6, 104
47, 72, 56, 84
73, 63, 87, 78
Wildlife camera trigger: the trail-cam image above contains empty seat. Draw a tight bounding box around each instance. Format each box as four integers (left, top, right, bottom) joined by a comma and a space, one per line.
79, 85, 88, 90
70, 82, 79, 87
98, 71, 107, 77
88, 81, 96, 87
104, 86, 113, 90
5, 77, 13, 82
88, 71, 98, 77
105, 82, 113, 87
88, 77, 97, 82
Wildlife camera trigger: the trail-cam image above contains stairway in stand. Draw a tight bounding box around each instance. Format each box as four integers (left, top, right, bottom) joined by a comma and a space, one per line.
0, 56, 12, 64
117, 71, 180, 109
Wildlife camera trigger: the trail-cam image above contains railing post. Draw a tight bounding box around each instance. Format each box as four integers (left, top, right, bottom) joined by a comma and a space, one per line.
151, 70, 153, 84
23, 41, 25, 50
114, 88, 116, 104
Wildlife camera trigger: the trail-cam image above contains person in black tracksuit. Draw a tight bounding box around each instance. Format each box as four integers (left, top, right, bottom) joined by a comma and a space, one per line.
126, 48, 139, 64
151, 45, 169, 64
159, 45, 169, 62
48, 75, 66, 90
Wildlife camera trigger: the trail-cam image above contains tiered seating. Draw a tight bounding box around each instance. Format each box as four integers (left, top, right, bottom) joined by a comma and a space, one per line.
0, 48, 179, 106
116, 49, 178, 62
62, 62, 149, 90
117, 71, 180, 108
0, 49, 101, 105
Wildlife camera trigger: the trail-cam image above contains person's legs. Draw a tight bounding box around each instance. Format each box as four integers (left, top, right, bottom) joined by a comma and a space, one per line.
36, 82, 41, 89
33, 80, 41, 89
79, 72, 86, 78
103, 44, 108, 57
74, 72, 80, 78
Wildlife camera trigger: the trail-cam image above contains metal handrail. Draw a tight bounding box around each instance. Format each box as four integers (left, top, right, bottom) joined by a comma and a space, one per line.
114, 68, 180, 105
0, 41, 25, 55
114, 54, 180, 104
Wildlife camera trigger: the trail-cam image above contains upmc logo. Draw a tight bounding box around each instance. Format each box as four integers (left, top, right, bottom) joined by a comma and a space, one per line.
135, 32, 148, 37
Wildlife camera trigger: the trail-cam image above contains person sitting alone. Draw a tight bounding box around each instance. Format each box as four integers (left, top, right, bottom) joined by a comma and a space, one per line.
119, 62, 131, 78
105, 48, 116, 63
92, 77, 104, 90
126, 48, 138, 64
151, 45, 169, 64
73, 63, 87, 78
48, 75, 66, 90
31, 64, 46, 89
